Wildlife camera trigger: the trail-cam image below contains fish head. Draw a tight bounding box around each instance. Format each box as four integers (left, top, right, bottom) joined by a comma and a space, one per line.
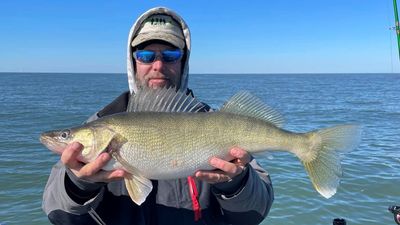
40, 124, 116, 163
40, 128, 76, 154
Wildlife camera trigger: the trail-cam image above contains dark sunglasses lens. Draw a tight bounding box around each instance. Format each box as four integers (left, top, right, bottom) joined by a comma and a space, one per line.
162, 50, 182, 63
135, 51, 156, 63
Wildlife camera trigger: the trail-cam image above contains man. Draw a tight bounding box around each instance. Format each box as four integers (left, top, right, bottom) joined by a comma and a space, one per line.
42, 7, 273, 225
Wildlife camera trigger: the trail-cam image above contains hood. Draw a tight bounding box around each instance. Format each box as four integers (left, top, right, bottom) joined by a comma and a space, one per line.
126, 7, 191, 94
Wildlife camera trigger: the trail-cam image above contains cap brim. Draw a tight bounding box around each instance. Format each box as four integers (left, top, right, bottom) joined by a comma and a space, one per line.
131, 32, 185, 49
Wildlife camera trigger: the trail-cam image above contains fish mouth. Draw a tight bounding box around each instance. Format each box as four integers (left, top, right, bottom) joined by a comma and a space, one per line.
39, 134, 51, 144
40, 134, 67, 155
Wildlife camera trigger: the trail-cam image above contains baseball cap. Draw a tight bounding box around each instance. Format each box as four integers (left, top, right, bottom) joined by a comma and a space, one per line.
131, 14, 185, 49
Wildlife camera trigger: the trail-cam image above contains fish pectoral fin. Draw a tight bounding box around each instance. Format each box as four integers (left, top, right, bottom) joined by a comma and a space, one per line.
124, 174, 153, 206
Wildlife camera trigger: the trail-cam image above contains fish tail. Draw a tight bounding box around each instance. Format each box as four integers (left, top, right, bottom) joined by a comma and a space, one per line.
301, 124, 362, 198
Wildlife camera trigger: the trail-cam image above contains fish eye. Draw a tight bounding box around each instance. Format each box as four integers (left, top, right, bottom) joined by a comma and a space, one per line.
60, 130, 71, 139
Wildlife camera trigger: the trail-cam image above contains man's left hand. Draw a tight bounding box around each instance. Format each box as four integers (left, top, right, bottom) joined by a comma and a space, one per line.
195, 147, 251, 184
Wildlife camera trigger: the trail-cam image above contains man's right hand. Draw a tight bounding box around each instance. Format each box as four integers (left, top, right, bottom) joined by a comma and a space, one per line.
61, 142, 127, 183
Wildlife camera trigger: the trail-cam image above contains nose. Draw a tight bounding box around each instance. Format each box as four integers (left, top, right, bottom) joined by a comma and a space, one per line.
152, 58, 164, 71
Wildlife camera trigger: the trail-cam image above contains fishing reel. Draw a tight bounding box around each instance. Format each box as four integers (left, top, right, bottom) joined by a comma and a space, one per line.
333, 206, 400, 225
389, 205, 400, 225
332, 218, 346, 225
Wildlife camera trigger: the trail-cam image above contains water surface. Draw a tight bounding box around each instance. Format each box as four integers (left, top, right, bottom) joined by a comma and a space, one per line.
0, 73, 399, 224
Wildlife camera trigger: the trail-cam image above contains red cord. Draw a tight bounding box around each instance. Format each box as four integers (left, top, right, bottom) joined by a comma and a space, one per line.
187, 176, 202, 221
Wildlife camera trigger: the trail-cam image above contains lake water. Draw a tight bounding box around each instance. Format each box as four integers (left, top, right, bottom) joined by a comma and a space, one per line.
0, 73, 399, 224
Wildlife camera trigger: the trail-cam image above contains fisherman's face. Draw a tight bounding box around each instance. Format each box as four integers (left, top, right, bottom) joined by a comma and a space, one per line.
134, 43, 182, 89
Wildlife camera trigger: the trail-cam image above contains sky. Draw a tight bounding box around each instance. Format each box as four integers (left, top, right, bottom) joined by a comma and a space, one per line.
0, 0, 398, 74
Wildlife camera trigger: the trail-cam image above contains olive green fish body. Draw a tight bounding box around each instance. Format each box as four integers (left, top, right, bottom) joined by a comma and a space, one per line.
40, 87, 361, 205
100, 111, 299, 179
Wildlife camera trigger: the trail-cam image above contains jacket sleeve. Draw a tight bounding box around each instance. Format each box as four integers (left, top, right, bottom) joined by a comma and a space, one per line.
211, 159, 274, 225
42, 161, 107, 224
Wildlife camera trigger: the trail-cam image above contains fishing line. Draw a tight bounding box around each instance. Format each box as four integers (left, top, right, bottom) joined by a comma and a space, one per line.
88, 207, 106, 225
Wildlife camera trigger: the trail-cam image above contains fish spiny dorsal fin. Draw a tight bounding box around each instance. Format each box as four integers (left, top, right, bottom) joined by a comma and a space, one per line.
127, 87, 206, 113
220, 91, 285, 128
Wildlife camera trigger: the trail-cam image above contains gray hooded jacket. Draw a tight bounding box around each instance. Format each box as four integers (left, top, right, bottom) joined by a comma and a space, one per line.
127, 7, 191, 94
42, 7, 273, 225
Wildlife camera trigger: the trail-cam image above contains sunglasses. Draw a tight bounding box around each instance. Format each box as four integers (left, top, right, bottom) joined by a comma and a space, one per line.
133, 49, 183, 64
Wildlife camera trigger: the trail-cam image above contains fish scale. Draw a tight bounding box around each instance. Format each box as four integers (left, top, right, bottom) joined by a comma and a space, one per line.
40, 87, 361, 205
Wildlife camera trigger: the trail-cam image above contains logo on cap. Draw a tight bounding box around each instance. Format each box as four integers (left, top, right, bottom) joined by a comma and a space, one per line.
131, 14, 185, 49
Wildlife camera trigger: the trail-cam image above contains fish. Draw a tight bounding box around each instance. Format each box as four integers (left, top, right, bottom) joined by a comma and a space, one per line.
40, 87, 362, 205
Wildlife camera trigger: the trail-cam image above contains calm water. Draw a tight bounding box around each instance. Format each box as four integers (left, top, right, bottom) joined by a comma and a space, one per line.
0, 73, 399, 225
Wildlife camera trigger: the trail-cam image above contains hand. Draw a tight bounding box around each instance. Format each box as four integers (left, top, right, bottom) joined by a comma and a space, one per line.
195, 147, 251, 184
61, 142, 127, 183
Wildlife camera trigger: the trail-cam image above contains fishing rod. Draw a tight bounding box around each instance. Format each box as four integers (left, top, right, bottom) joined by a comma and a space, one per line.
393, 0, 400, 60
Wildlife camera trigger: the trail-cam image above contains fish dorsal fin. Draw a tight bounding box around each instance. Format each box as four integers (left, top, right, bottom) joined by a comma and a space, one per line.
220, 91, 284, 128
127, 87, 206, 113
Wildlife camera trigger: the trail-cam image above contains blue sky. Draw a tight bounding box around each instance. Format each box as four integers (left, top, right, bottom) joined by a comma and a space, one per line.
0, 0, 398, 73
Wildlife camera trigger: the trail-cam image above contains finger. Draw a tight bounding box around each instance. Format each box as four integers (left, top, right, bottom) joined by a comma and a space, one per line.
195, 170, 231, 184
61, 142, 84, 170
210, 157, 242, 177
88, 169, 127, 183
78, 153, 111, 178
230, 148, 252, 165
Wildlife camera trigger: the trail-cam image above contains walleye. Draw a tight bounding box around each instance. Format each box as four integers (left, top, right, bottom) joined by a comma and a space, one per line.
40, 87, 361, 205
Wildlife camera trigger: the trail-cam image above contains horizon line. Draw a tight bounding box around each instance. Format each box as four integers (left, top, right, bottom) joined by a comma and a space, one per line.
1, 71, 399, 75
